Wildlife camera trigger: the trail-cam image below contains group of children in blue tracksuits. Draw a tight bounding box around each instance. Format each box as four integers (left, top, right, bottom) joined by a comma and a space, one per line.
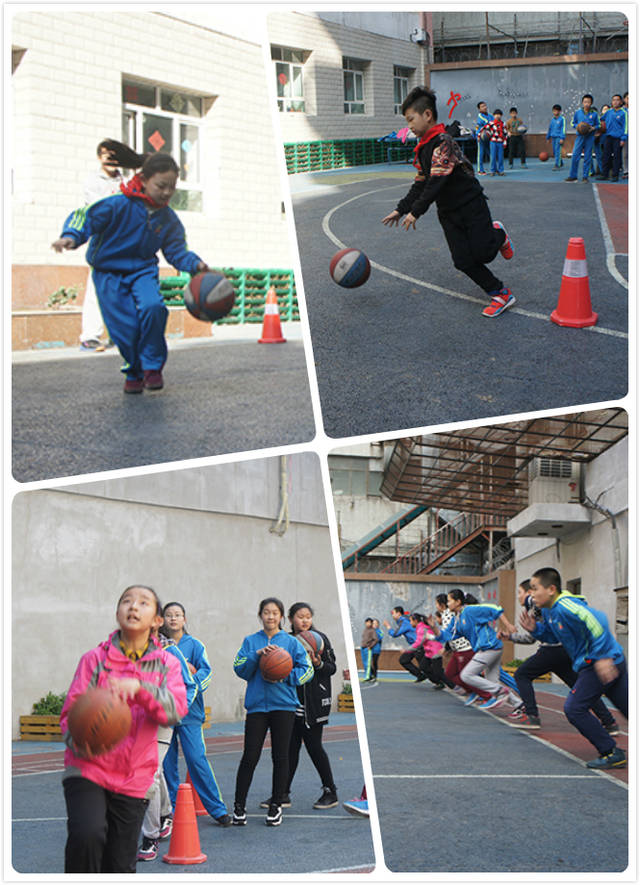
546, 92, 628, 181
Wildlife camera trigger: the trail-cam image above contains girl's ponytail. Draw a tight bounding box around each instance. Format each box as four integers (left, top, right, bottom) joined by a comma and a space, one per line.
97, 139, 146, 169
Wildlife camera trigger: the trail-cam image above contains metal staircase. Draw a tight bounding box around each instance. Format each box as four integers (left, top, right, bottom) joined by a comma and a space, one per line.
380, 511, 507, 575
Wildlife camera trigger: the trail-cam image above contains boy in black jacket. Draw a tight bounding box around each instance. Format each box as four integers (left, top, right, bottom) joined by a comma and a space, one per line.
382, 86, 515, 318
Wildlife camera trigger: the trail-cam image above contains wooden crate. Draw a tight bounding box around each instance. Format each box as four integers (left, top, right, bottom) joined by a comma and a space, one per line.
503, 666, 551, 682
337, 693, 355, 712
20, 714, 64, 741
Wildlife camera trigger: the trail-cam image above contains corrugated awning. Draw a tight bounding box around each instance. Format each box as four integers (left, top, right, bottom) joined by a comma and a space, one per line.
381, 408, 628, 517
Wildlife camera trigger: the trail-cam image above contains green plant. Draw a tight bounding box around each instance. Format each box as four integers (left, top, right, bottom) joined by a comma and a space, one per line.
46, 286, 78, 308
505, 659, 524, 668
341, 681, 352, 695
31, 691, 66, 715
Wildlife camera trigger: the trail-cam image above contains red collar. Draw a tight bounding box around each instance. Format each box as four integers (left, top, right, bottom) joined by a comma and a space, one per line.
413, 123, 447, 167
120, 173, 164, 209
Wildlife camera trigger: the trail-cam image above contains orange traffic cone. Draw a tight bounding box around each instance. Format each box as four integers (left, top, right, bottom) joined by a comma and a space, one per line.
186, 771, 207, 817
162, 783, 207, 865
550, 237, 598, 328
258, 285, 286, 343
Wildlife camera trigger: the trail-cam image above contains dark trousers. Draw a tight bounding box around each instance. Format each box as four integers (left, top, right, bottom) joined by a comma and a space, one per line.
508, 134, 526, 164
287, 717, 336, 793
235, 710, 295, 806
515, 645, 615, 724
564, 660, 627, 755
63, 776, 148, 873
399, 649, 422, 677
438, 195, 506, 294
419, 655, 454, 687
600, 135, 623, 180
372, 653, 380, 679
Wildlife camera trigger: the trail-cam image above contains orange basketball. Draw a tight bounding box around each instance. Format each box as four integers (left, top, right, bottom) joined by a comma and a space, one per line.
259, 647, 293, 682
538, 151, 549, 162
67, 687, 132, 755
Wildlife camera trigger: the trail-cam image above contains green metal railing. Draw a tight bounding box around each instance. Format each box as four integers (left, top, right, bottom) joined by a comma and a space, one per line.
283, 138, 391, 173
160, 269, 299, 324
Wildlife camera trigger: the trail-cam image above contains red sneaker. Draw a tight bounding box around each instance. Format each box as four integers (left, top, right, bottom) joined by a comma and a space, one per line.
482, 289, 516, 318
143, 370, 163, 390
124, 377, 144, 394
493, 220, 514, 259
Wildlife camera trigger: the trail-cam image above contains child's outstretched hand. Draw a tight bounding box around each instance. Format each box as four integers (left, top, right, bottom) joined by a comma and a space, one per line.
381, 210, 401, 227
51, 237, 75, 252
401, 213, 417, 231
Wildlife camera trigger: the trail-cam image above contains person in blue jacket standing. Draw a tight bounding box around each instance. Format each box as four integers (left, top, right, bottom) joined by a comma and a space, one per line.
565, 94, 600, 182
52, 151, 208, 394
383, 606, 417, 675
475, 100, 493, 175
161, 602, 232, 826
546, 105, 566, 169
232, 597, 314, 827
521, 568, 627, 769
596, 94, 628, 182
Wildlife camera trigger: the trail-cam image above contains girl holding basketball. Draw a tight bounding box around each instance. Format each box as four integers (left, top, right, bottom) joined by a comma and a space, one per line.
59, 584, 188, 873
51, 148, 209, 394
260, 601, 338, 810
232, 597, 314, 827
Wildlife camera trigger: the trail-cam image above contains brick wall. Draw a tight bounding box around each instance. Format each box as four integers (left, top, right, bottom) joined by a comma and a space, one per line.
11, 10, 292, 292
267, 11, 425, 142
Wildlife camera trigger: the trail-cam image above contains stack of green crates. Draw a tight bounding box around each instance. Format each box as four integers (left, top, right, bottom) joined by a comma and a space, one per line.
284, 138, 389, 174
159, 269, 298, 324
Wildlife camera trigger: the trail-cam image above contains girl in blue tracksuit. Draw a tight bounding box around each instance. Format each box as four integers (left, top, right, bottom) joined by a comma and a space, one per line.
431, 589, 515, 709
597, 94, 628, 182
160, 602, 230, 825
232, 597, 314, 827
546, 105, 566, 168
52, 150, 208, 394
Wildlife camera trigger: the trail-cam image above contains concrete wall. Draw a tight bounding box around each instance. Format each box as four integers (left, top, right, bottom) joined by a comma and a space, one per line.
267, 11, 425, 142
512, 436, 628, 649
11, 9, 291, 304
11, 455, 348, 738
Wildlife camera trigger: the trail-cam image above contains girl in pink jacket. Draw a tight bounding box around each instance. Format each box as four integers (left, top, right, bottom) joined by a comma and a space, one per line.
59, 585, 188, 873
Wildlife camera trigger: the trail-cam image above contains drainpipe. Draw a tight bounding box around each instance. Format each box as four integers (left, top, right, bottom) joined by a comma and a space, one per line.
270, 455, 290, 536
582, 493, 623, 588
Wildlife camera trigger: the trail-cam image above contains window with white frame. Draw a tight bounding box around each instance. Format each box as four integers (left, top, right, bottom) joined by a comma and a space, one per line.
394, 66, 412, 114
121, 78, 214, 212
271, 46, 307, 112
343, 56, 367, 114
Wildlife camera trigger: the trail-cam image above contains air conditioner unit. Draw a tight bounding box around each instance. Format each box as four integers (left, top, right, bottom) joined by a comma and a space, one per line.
527, 458, 582, 505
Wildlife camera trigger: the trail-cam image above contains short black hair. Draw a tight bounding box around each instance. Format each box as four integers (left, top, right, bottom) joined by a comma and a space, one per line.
582, 93, 594, 103
477, 100, 487, 109
364, 617, 373, 624
402, 86, 438, 121
435, 593, 448, 606
532, 568, 562, 592
518, 578, 532, 592
493, 108, 503, 116
552, 104, 562, 112
509, 107, 518, 113
392, 605, 405, 616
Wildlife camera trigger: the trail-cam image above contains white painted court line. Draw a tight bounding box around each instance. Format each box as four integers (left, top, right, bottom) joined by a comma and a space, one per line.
591, 181, 629, 290
374, 773, 602, 779
322, 185, 627, 339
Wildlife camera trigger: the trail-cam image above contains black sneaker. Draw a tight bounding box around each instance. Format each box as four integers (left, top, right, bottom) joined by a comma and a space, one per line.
265, 803, 282, 826
414, 673, 428, 682
586, 747, 626, 769
137, 836, 159, 862
260, 793, 291, 809
565, 177, 578, 182
214, 813, 232, 827
604, 722, 620, 736
232, 803, 247, 826
432, 682, 446, 690
313, 787, 338, 809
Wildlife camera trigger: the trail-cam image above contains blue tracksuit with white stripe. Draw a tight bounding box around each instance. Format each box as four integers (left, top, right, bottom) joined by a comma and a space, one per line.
163, 632, 228, 817
476, 112, 492, 172
546, 115, 566, 167
531, 592, 627, 755
60, 193, 202, 380
600, 107, 628, 180
569, 108, 600, 179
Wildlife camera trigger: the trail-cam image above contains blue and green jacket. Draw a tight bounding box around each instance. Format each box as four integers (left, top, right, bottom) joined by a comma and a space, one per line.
174, 633, 212, 725
233, 629, 314, 713
546, 115, 566, 139
60, 193, 202, 276
571, 108, 599, 132
437, 603, 503, 652
529, 592, 624, 671
601, 107, 628, 141
387, 616, 416, 645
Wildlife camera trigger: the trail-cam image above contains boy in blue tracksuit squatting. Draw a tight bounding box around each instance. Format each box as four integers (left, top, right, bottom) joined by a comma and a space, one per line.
383, 606, 417, 675
566, 94, 600, 182
521, 568, 627, 769
597, 94, 628, 183
161, 602, 232, 825
52, 152, 208, 394
475, 100, 493, 175
546, 105, 566, 169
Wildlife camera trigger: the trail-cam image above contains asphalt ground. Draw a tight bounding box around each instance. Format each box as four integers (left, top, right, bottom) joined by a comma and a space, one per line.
359, 673, 628, 873
11, 717, 374, 875
291, 162, 628, 438
12, 336, 314, 482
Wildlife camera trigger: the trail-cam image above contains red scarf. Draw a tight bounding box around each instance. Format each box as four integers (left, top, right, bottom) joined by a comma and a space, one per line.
413, 123, 447, 169
120, 173, 164, 209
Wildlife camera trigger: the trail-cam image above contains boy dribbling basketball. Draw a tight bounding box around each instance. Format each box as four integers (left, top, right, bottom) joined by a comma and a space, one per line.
382, 86, 516, 318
